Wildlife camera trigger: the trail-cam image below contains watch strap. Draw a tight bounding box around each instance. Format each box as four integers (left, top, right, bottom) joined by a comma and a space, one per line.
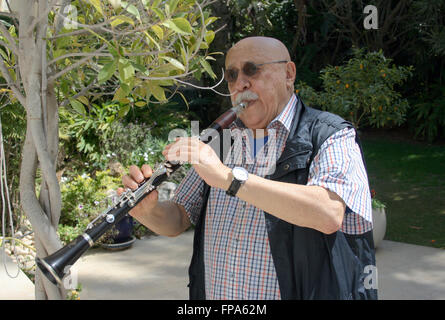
226, 179, 242, 197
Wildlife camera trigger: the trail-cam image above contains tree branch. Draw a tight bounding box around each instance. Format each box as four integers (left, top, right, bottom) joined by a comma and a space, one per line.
48, 51, 111, 66
48, 21, 110, 40
48, 49, 171, 66
26, 0, 58, 35
47, 44, 107, 83
48, 55, 92, 83
59, 80, 97, 108
139, 70, 197, 81
19, 121, 63, 256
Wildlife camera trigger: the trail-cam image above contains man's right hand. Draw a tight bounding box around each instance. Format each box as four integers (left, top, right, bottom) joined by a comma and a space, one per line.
118, 164, 158, 220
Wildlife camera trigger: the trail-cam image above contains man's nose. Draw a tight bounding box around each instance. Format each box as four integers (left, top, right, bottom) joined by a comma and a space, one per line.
233, 72, 251, 92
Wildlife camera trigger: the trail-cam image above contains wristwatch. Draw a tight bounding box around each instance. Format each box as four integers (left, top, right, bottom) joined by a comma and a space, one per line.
226, 167, 249, 197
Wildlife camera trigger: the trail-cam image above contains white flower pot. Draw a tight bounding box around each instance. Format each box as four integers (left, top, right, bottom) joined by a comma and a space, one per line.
372, 207, 387, 248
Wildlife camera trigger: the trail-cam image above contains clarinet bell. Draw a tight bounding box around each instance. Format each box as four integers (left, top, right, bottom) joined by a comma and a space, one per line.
36, 233, 93, 286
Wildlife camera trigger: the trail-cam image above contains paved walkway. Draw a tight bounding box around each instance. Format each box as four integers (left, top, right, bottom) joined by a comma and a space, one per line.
75, 231, 445, 300
0, 252, 35, 300
2, 230, 445, 299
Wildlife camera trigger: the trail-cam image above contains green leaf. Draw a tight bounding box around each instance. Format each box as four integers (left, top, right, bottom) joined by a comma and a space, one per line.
77, 96, 89, 106
108, 45, 119, 58
143, 31, 161, 50
125, 4, 141, 22
180, 47, 187, 65
152, 8, 165, 21
164, 3, 170, 17
85, 28, 112, 47
162, 18, 192, 35
151, 0, 162, 8
111, 15, 135, 27
204, 17, 219, 26
147, 82, 167, 102
205, 30, 215, 44
200, 58, 216, 79
151, 25, 164, 40
130, 61, 150, 76
160, 56, 185, 71
118, 58, 135, 82
118, 104, 130, 118
134, 101, 147, 107
88, 0, 103, 15
157, 79, 174, 86
120, 82, 132, 95
177, 91, 189, 110
169, 0, 180, 13
70, 98, 86, 115
98, 60, 117, 83
113, 87, 126, 102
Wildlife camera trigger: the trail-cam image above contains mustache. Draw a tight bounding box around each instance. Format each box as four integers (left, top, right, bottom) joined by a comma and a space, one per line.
234, 91, 259, 106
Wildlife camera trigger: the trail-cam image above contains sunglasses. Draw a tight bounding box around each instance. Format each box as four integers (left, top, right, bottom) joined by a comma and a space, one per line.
224, 60, 288, 83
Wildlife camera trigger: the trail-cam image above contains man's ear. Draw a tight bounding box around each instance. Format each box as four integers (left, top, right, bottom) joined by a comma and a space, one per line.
286, 61, 296, 90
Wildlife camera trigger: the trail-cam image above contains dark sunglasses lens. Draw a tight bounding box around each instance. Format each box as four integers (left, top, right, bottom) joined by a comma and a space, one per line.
243, 62, 258, 77
225, 69, 238, 82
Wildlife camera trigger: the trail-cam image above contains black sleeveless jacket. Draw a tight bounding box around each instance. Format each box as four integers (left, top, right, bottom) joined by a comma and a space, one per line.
188, 98, 378, 300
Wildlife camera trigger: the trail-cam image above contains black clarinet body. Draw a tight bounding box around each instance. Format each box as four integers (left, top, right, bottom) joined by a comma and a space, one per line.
36, 102, 246, 287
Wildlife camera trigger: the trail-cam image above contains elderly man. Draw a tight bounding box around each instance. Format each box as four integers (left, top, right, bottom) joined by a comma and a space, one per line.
120, 37, 377, 300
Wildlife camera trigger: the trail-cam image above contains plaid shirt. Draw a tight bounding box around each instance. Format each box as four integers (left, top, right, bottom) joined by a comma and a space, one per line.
172, 94, 373, 299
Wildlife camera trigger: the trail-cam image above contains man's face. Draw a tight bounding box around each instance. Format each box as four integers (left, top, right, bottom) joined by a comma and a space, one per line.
225, 40, 294, 130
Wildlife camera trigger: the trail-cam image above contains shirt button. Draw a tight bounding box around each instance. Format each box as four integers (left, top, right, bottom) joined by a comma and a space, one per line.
283, 163, 290, 170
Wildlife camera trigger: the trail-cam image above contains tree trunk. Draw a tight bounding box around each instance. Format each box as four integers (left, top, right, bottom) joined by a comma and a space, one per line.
15, 0, 65, 300
291, 0, 307, 59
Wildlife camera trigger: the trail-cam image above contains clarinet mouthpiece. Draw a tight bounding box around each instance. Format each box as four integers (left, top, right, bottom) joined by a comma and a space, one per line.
233, 102, 247, 116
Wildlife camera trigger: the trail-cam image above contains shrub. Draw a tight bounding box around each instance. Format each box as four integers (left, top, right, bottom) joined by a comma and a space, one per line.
102, 121, 169, 169
409, 83, 445, 142
60, 99, 191, 170
58, 170, 121, 244
101, 120, 191, 184
296, 47, 414, 129
60, 102, 120, 169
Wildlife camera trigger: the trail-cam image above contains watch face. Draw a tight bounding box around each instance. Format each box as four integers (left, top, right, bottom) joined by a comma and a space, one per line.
233, 167, 249, 182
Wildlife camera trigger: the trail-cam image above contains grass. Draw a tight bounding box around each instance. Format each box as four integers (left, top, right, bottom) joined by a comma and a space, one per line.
361, 131, 445, 249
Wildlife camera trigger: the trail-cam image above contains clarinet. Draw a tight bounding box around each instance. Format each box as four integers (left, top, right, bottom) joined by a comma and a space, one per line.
36, 102, 247, 287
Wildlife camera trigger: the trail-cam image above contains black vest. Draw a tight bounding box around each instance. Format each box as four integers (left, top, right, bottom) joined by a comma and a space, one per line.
188, 98, 378, 300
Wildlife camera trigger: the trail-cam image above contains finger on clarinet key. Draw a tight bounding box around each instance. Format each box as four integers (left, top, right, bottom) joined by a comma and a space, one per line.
141, 164, 153, 178
122, 174, 138, 190
129, 165, 144, 183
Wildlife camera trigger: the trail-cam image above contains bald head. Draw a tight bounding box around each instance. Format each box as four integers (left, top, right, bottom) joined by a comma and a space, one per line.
226, 37, 291, 67
224, 36, 296, 131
